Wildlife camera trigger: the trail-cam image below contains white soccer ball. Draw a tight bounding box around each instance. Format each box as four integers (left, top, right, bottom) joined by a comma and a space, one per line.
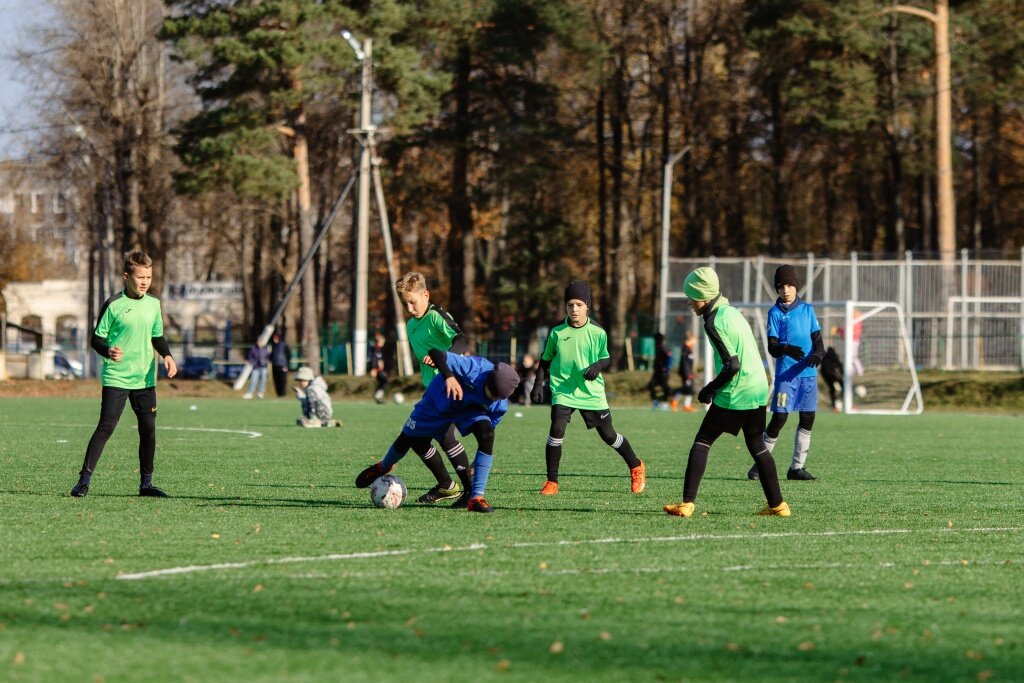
854, 385, 867, 398
392, 392, 406, 405
369, 475, 407, 509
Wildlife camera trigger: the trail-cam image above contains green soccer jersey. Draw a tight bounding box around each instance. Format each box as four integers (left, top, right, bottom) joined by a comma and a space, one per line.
541, 318, 610, 410
95, 291, 164, 389
407, 304, 461, 387
703, 301, 769, 410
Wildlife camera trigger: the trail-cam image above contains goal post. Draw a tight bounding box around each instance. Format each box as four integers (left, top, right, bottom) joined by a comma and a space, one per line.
708, 301, 923, 415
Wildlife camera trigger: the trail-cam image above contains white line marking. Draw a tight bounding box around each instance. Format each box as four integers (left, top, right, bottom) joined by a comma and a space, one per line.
25, 423, 263, 439
115, 527, 1022, 581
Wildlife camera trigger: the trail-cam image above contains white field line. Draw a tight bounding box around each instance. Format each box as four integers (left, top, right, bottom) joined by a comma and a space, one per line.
115, 526, 1022, 581
28, 422, 263, 439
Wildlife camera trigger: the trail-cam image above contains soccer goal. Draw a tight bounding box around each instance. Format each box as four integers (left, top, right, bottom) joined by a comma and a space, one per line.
718, 301, 924, 415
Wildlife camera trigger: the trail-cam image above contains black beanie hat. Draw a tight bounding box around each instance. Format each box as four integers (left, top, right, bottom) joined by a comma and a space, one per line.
774, 265, 800, 290
487, 362, 521, 400
564, 280, 592, 308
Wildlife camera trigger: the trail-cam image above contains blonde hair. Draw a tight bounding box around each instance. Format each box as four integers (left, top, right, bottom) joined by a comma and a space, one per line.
123, 250, 153, 274
395, 272, 427, 296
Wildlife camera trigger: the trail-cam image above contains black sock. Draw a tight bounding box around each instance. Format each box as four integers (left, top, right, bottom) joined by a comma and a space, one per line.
419, 447, 454, 488
141, 473, 153, 488
445, 443, 471, 489
610, 435, 641, 469
752, 448, 783, 507
545, 436, 563, 482
683, 441, 711, 502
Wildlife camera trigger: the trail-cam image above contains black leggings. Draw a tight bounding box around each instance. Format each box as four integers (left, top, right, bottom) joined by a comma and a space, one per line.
766, 411, 815, 438
80, 386, 157, 478
684, 417, 782, 507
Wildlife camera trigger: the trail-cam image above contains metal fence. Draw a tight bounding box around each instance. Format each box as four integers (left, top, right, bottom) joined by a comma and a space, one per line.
664, 250, 1024, 371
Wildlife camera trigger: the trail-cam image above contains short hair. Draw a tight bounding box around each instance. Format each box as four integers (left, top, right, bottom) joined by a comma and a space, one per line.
395, 272, 427, 296
123, 251, 153, 274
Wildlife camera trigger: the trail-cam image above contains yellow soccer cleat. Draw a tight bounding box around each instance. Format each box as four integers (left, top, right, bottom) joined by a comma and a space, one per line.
663, 501, 696, 518
757, 501, 791, 517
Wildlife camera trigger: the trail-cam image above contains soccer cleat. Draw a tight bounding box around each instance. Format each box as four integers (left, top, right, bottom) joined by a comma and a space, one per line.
630, 461, 646, 493
139, 485, 169, 498
663, 501, 696, 518
757, 501, 791, 517
539, 480, 559, 496
417, 482, 463, 504
747, 464, 760, 480
787, 467, 817, 481
70, 482, 89, 497
355, 462, 394, 489
450, 492, 471, 508
682, 405, 696, 413
466, 496, 494, 513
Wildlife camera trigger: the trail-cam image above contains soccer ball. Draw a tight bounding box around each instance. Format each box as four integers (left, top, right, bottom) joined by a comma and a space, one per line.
854, 385, 867, 398
369, 475, 407, 509
392, 392, 406, 405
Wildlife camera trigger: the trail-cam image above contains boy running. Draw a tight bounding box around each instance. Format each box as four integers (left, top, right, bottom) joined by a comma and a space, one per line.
355, 350, 520, 513
747, 265, 824, 481
530, 281, 645, 495
70, 251, 177, 497
395, 272, 471, 503
663, 267, 790, 518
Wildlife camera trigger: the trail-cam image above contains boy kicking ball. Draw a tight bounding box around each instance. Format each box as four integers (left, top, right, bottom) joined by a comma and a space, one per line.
355, 350, 519, 513
663, 267, 791, 518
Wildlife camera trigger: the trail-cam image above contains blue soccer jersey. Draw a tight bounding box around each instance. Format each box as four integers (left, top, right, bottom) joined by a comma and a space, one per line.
767, 298, 821, 383
403, 353, 508, 438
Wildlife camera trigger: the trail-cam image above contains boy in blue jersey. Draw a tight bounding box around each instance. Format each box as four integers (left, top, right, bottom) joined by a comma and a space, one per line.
355, 350, 520, 513
747, 265, 824, 481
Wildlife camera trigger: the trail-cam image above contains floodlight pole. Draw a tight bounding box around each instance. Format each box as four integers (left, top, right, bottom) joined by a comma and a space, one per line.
659, 145, 691, 334
885, 1, 955, 265
349, 34, 374, 377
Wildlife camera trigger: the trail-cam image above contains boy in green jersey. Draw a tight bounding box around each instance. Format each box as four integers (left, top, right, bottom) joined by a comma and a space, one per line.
663, 267, 791, 518
70, 251, 178, 498
393, 272, 471, 503
530, 281, 645, 495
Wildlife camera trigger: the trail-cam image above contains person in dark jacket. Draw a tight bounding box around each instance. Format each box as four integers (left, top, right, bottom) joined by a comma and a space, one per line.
270, 332, 290, 398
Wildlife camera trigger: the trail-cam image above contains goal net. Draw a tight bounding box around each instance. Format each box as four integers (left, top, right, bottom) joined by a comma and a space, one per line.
706, 301, 923, 415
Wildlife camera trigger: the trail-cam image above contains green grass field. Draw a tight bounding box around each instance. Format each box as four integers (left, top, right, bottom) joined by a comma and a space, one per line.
1, 395, 1021, 682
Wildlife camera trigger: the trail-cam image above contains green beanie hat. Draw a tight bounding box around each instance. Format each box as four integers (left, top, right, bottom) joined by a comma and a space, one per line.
683, 267, 720, 301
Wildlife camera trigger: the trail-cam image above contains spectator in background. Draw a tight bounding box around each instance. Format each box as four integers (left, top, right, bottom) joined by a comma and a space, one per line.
294, 366, 341, 427
244, 338, 269, 399
647, 332, 673, 410
673, 331, 697, 412
516, 353, 538, 405
370, 332, 390, 403
270, 332, 290, 398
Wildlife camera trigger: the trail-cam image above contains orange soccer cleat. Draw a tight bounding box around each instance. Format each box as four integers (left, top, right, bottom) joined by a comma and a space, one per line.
630, 461, 646, 493
539, 480, 559, 496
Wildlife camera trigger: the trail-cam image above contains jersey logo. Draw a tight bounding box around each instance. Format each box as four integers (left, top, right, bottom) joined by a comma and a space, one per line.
562, 336, 570, 341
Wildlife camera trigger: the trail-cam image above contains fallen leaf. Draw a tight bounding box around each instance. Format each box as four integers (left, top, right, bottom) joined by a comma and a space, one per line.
797, 641, 815, 651
495, 659, 511, 671
549, 640, 564, 654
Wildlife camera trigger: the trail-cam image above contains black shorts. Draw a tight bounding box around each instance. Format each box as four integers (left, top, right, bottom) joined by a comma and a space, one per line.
699, 403, 766, 437
551, 404, 613, 430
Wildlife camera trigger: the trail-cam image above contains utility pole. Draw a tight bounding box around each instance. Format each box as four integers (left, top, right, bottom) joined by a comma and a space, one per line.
886, 1, 955, 264
659, 146, 690, 335
350, 34, 373, 377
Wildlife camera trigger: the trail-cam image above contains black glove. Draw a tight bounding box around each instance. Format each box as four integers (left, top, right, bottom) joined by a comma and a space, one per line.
697, 386, 715, 404
530, 383, 544, 405
583, 363, 601, 381
805, 353, 822, 368
783, 345, 805, 361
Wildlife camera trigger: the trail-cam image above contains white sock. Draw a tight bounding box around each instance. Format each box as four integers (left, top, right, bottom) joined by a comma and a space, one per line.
792, 428, 811, 470
763, 432, 777, 455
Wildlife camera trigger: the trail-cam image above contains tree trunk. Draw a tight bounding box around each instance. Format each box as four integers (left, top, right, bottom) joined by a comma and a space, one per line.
768, 79, 789, 254
447, 42, 476, 345
293, 106, 321, 372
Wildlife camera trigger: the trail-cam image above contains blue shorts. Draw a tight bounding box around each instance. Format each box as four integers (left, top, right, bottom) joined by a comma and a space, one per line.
771, 375, 818, 413
402, 407, 495, 440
